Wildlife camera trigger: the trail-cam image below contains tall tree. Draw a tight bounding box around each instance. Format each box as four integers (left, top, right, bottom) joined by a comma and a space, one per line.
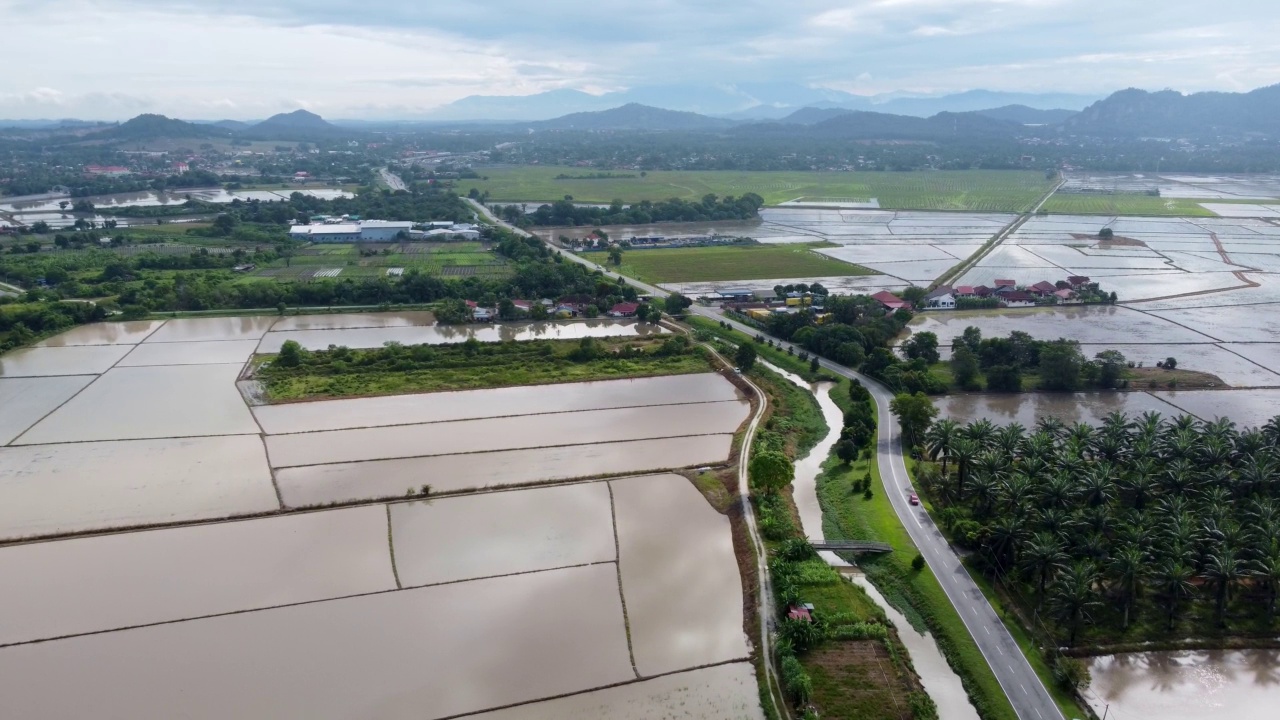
890, 392, 937, 451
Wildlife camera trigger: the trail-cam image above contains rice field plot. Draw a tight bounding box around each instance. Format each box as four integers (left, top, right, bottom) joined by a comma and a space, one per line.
250, 242, 506, 282
1041, 193, 1215, 216
614, 242, 875, 283
473, 167, 1057, 211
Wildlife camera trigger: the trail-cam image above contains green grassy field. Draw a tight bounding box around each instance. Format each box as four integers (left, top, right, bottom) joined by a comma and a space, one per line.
251, 242, 510, 281
471, 167, 1057, 211
610, 243, 874, 283
1040, 193, 1217, 216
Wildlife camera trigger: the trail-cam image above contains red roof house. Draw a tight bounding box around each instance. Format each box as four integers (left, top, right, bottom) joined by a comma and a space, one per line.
787, 605, 813, 623
871, 290, 911, 311
608, 302, 639, 317
994, 279, 1016, 288
1030, 281, 1058, 295
954, 285, 975, 297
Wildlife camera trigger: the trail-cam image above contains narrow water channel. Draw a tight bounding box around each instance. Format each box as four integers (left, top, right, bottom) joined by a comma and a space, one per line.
763, 361, 979, 720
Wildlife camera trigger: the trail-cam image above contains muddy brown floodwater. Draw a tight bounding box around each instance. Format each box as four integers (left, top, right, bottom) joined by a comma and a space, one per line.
276, 435, 735, 506
0, 376, 94, 445
934, 391, 1187, 427
612, 473, 748, 676
265, 400, 748, 468
0, 506, 395, 646
389, 483, 616, 587
0, 564, 635, 720
1086, 650, 1280, 720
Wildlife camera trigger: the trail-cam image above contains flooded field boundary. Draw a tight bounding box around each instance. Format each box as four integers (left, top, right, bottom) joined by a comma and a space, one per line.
384, 505, 403, 590
3, 375, 100, 448
607, 481, 641, 679
259, 398, 741, 435
0, 549, 618, 650
269, 429, 739, 470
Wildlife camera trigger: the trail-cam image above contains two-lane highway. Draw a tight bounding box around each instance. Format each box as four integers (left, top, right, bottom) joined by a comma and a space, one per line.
469, 197, 1065, 720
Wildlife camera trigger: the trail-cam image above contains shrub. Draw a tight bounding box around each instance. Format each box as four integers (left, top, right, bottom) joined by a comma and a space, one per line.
912, 553, 926, 571
1052, 656, 1091, 692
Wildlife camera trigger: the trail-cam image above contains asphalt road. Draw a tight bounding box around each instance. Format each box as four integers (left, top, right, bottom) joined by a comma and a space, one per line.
468, 198, 1064, 720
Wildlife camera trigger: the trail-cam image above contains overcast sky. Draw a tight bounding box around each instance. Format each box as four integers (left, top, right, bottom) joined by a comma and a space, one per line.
3, 0, 1278, 119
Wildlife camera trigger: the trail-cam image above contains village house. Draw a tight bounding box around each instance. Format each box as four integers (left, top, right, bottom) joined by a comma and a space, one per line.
1000, 291, 1036, 308
924, 286, 956, 309
608, 302, 639, 317
1067, 275, 1091, 288
871, 290, 912, 311
1029, 280, 1059, 297
992, 279, 1017, 295
1054, 288, 1079, 303
954, 285, 975, 298
972, 285, 994, 298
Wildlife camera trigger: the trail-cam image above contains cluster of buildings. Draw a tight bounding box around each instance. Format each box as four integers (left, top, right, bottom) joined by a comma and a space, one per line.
465, 297, 644, 322
288, 219, 481, 243
917, 276, 1093, 310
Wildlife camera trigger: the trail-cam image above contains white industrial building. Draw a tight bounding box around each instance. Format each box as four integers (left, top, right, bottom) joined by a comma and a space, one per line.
288, 220, 415, 243
357, 220, 415, 241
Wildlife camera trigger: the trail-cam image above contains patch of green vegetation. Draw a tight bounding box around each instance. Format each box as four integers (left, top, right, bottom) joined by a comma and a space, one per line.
609, 242, 873, 283
749, 363, 828, 460
257, 334, 710, 401
469, 167, 1058, 211
687, 315, 833, 383
1040, 193, 1217, 216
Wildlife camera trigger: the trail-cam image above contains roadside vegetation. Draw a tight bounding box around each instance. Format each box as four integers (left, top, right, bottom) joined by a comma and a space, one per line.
256, 335, 709, 401
911, 327, 1224, 393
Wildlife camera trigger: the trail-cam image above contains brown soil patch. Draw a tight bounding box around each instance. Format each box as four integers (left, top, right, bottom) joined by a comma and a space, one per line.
1129, 366, 1227, 390
805, 639, 917, 720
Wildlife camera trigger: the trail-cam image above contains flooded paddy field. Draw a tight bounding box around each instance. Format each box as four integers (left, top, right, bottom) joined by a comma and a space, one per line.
32, 320, 165, 346
16, 364, 259, 444
270, 310, 436, 331
0, 316, 763, 717
1152, 389, 1280, 427
0, 506, 395, 645
664, 274, 908, 297
117, 339, 260, 366
909, 306, 1214, 345
935, 392, 1186, 427
253, 372, 737, 433
0, 565, 636, 720
0, 436, 278, 539
0, 187, 352, 215
257, 317, 662, 352
389, 484, 616, 587
470, 663, 765, 720
265, 400, 748, 468
0, 344, 132, 376
0, 376, 93, 445
612, 473, 748, 675
276, 435, 734, 506
958, 214, 1280, 302
1086, 650, 1280, 720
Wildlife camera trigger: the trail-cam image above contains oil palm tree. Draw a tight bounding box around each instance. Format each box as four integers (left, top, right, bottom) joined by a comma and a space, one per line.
924, 418, 960, 478
1152, 557, 1196, 632
1021, 531, 1067, 601
950, 436, 979, 497
1108, 545, 1147, 630
1049, 561, 1101, 646
1204, 544, 1245, 628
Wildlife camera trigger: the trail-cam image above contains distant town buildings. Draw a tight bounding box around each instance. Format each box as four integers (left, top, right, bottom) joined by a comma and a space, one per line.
287, 219, 481, 242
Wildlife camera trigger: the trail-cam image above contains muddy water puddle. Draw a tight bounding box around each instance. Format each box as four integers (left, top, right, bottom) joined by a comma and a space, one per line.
270, 311, 436, 331
1086, 650, 1280, 720
265, 400, 748, 468
33, 320, 165, 346
257, 318, 664, 352
276, 435, 735, 506
0, 376, 93, 445
16, 364, 260, 443
0, 436, 277, 540
0, 506, 394, 645
612, 473, 747, 675
935, 391, 1186, 427
390, 483, 615, 587
0, 344, 132, 377
470, 662, 765, 719
0, 564, 634, 720
255, 372, 740, 434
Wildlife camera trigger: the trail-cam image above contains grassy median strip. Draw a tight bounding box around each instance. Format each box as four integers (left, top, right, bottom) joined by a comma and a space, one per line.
256, 335, 712, 401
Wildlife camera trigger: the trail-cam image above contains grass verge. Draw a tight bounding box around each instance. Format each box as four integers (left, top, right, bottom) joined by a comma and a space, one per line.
817, 418, 1019, 720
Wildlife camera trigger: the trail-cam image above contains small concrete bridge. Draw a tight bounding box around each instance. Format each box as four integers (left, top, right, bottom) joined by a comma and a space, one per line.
811, 542, 893, 554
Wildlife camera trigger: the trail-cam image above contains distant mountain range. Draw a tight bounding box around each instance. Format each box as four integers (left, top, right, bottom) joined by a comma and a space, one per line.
69, 109, 348, 143
240, 109, 343, 139
421, 83, 1101, 122
1066, 84, 1280, 137
530, 103, 735, 131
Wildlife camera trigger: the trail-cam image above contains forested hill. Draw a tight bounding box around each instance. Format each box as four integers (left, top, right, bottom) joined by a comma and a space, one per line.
1066, 84, 1280, 137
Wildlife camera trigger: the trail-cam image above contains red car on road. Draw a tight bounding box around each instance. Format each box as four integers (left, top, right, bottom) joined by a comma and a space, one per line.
909, 493, 919, 505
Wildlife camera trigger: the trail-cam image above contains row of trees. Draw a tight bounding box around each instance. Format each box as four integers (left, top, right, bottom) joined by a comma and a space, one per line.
949, 327, 1134, 392
499, 193, 765, 227
916, 411, 1280, 645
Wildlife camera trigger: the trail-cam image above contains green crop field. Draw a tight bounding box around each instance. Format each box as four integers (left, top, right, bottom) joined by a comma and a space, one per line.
469, 167, 1057, 212
607, 243, 875, 283
1040, 193, 1217, 216
249, 241, 510, 282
